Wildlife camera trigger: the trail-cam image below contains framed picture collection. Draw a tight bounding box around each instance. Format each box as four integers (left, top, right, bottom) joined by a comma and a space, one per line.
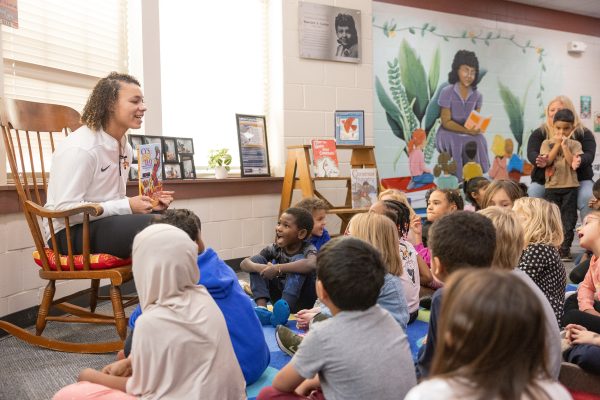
128, 134, 196, 181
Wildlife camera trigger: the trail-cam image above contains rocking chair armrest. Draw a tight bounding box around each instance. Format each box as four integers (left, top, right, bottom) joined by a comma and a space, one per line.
24, 201, 104, 219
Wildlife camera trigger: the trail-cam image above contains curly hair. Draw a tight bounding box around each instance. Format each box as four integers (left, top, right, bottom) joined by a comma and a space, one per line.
334, 13, 358, 48
448, 50, 480, 90
81, 72, 141, 131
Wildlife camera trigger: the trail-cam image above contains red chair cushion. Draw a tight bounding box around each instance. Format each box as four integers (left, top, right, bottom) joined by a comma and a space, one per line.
33, 248, 131, 271
570, 390, 600, 400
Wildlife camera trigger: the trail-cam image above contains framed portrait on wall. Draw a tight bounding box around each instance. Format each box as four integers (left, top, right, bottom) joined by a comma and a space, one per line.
236, 114, 271, 177
335, 110, 364, 145
298, 2, 361, 64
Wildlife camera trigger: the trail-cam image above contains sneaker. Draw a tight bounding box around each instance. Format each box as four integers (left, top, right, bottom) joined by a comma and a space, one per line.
238, 279, 253, 297
254, 306, 272, 326
308, 312, 329, 330
271, 299, 290, 327
276, 325, 303, 356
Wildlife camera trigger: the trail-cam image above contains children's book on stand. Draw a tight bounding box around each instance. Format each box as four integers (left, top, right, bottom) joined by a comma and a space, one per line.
464, 110, 492, 133
350, 168, 378, 208
311, 139, 340, 177
138, 143, 163, 206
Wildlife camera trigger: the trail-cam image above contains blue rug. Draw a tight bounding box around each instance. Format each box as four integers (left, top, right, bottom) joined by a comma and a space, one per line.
246, 314, 429, 399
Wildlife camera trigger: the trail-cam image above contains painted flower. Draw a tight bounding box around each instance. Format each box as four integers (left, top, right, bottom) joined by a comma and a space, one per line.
535, 47, 543, 54
467, 31, 476, 38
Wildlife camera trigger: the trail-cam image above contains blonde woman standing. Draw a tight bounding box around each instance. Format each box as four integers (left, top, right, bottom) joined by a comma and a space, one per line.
527, 95, 596, 220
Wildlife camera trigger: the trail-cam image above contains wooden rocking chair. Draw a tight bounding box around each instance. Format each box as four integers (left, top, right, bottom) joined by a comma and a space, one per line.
0, 98, 137, 353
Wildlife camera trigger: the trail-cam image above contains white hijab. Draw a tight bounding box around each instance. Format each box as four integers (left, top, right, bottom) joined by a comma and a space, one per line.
126, 224, 246, 399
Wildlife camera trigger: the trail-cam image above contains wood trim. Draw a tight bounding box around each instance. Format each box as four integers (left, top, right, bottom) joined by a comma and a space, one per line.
0, 177, 283, 215
377, 0, 600, 37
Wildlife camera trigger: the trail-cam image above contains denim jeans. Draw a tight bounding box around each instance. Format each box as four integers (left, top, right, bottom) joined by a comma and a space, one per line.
529, 180, 593, 222
249, 254, 316, 312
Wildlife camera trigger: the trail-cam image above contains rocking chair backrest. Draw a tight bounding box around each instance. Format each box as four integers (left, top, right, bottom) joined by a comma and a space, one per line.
1, 98, 84, 272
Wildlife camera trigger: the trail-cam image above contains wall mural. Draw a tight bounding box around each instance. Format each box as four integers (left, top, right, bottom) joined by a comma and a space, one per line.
373, 3, 559, 209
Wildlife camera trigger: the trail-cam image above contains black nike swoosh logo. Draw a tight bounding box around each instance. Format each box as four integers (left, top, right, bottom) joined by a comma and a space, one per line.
101, 165, 110, 172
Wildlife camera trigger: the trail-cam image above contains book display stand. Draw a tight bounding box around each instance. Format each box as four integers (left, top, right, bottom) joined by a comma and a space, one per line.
279, 145, 377, 234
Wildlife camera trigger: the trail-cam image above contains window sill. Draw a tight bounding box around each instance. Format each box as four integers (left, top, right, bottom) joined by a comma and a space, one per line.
0, 176, 283, 215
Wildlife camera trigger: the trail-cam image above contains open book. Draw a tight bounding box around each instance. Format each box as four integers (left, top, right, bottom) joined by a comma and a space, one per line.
138, 143, 163, 207
464, 110, 491, 133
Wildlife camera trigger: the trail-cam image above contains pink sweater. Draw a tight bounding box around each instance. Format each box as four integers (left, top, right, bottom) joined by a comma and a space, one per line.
578, 256, 600, 311
409, 149, 428, 176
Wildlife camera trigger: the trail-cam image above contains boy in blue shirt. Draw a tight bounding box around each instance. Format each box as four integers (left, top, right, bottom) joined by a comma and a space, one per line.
241, 207, 317, 326
126, 209, 269, 385
295, 197, 331, 251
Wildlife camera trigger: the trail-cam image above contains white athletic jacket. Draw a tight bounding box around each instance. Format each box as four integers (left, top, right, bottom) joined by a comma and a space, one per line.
44, 125, 133, 237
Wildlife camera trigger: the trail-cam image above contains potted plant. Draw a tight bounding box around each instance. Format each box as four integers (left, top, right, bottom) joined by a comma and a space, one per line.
208, 148, 232, 179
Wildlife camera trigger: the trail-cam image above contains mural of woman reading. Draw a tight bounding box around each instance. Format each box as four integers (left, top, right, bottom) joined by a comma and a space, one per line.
436, 50, 489, 181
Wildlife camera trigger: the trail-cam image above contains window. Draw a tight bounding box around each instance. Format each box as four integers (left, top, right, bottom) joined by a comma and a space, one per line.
1, 0, 128, 110
159, 0, 268, 170
1, 0, 129, 176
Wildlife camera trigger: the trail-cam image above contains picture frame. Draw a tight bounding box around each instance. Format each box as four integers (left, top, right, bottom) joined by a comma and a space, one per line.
236, 114, 271, 177
298, 3, 361, 64
176, 137, 194, 155
181, 156, 196, 179
335, 110, 365, 145
128, 134, 144, 163
163, 162, 183, 180
129, 163, 139, 181
162, 137, 178, 162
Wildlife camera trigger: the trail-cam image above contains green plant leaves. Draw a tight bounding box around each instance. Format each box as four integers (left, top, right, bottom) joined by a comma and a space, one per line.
208, 148, 232, 169
428, 47, 440, 99
398, 39, 429, 122
376, 76, 405, 140
423, 82, 449, 133
498, 81, 524, 149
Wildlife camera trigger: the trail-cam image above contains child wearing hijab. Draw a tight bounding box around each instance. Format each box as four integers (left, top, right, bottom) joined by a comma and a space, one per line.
53, 224, 246, 400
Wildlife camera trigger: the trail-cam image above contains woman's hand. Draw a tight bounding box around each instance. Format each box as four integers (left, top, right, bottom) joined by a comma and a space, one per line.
535, 154, 548, 168
466, 128, 481, 135
129, 195, 154, 214
152, 191, 175, 211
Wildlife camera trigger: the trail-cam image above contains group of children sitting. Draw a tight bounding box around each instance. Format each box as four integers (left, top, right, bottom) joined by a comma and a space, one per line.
49, 108, 600, 399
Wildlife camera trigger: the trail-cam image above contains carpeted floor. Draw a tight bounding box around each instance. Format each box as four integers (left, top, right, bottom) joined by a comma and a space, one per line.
0, 302, 129, 400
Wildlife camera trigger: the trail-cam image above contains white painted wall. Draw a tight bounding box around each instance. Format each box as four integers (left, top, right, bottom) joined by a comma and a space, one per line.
281, 0, 374, 229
